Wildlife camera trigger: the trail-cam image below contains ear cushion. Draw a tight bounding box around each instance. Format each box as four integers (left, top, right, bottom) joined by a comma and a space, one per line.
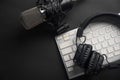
95, 55, 104, 73
86, 51, 100, 74
74, 44, 84, 62
74, 44, 92, 67
80, 44, 93, 67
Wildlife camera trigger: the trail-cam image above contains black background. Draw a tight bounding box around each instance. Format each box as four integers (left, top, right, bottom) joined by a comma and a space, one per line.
0, 0, 120, 80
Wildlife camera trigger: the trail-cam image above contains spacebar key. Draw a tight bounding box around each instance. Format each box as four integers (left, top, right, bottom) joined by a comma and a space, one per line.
59, 41, 73, 49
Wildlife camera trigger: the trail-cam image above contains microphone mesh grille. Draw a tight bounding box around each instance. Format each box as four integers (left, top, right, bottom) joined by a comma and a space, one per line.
20, 7, 45, 30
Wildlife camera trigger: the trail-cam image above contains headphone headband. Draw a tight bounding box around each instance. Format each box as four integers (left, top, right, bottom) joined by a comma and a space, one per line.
77, 13, 120, 38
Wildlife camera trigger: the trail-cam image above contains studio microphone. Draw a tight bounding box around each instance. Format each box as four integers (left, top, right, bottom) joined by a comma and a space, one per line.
20, 0, 78, 30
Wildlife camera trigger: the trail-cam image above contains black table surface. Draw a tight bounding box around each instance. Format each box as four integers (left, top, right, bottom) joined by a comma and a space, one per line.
0, 0, 120, 80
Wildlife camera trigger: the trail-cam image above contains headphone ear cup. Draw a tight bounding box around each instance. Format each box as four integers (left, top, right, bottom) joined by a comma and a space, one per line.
74, 44, 84, 64
74, 44, 93, 68
80, 44, 93, 67
86, 51, 100, 74
95, 55, 104, 73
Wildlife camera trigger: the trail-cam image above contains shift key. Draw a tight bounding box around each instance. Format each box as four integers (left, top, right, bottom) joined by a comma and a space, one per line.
61, 47, 72, 55
59, 41, 73, 49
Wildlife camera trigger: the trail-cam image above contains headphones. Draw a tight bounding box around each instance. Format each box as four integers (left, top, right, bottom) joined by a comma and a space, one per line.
73, 13, 120, 75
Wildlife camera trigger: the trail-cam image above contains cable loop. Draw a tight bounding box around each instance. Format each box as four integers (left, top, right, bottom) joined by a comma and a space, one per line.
76, 35, 86, 47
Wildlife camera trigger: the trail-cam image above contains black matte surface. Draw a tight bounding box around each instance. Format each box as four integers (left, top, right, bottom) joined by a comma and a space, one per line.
0, 0, 120, 80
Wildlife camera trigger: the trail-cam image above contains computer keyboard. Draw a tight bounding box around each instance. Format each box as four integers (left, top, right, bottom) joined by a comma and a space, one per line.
55, 28, 84, 79
84, 23, 120, 63
55, 22, 120, 79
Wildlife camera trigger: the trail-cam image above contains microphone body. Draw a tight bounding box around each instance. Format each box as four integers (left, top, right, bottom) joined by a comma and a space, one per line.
20, 0, 77, 30
20, 7, 46, 30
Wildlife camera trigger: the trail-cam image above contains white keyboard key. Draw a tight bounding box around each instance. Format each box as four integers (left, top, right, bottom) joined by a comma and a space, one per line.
63, 55, 70, 61
57, 36, 63, 40
102, 41, 108, 48
97, 50, 101, 53
114, 51, 120, 55
70, 53, 75, 59
108, 38, 115, 46
86, 33, 92, 39
85, 39, 92, 44
72, 39, 76, 44
98, 36, 104, 42
66, 60, 74, 67
90, 23, 103, 31
99, 27, 106, 34
63, 33, 70, 41
101, 49, 107, 54
72, 45, 77, 51
63, 33, 69, 38
64, 36, 70, 41
69, 29, 78, 35
68, 67, 73, 72
107, 53, 114, 58
96, 44, 102, 50
111, 25, 118, 31
111, 31, 117, 38
104, 34, 111, 40
71, 34, 76, 39
114, 44, 120, 51
93, 31, 99, 37
95, 23, 106, 28
90, 24, 98, 31
93, 45, 96, 50
69, 31, 75, 35
61, 47, 72, 55
59, 41, 73, 49
92, 38, 98, 44
115, 37, 120, 43
58, 39, 64, 43
83, 27, 91, 34
106, 25, 112, 33
107, 47, 114, 53
117, 30, 120, 36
